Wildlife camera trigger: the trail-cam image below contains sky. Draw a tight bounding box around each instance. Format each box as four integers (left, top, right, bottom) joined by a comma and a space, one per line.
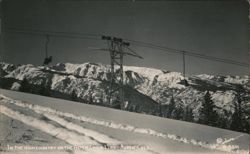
0, 0, 249, 76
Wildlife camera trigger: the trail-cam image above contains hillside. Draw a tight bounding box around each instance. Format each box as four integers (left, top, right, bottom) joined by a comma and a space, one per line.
0, 89, 249, 154
0, 62, 249, 132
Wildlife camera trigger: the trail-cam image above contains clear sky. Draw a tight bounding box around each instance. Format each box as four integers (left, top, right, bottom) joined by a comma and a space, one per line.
1, 0, 249, 76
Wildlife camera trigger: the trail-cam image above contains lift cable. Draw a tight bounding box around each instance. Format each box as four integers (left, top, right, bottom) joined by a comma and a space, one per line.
5, 27, 249, 68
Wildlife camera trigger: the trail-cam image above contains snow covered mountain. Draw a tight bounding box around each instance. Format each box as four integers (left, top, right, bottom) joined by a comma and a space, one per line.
0, 62, 249, 132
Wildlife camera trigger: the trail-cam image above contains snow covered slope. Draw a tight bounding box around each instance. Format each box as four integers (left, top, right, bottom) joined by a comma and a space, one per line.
0, 89, 249, 154
0, 62, 249, 132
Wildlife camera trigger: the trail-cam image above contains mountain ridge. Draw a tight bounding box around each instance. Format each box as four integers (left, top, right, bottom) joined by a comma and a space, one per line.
0, 62, 249, 132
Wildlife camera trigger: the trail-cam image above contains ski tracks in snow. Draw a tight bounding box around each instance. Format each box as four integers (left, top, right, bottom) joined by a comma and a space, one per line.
0, 96, 152, 154
0, 94, 249, 154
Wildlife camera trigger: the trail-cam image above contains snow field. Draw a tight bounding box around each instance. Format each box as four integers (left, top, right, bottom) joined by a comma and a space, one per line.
0, 95, 155, 154
0, 105, 99, 146
0, 94, 249, 154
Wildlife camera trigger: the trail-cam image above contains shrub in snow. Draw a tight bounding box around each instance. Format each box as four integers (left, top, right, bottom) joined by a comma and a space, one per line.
10, 82, 21, 91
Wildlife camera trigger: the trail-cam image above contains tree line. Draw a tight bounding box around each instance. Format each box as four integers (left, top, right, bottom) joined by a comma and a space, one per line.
19, 77, 249, 133
157, 89, 249, 133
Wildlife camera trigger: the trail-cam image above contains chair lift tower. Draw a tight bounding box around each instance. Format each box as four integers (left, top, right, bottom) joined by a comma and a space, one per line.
181, 50, 189, 86
101, 35, 143, 109
43, 35, 52, 66
0, 0, 3, 61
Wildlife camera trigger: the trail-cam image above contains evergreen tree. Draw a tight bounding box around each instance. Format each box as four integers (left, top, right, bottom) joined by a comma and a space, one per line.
217, 114, 228, 129
160, 104, 169, 117
230, 92, 250, 133
230, 86, 250, 133
199, 91, 219, 126
20, 77, 30, 92
167, 95, 175, 118
230, 103, 242, 131
39, 86, 49, 96
158, 103, 163, 117
134, 105, 141, 113
184, 106, 194, 122
88, 93, 93, 104
243, 120, 250, 133
39, 81, 51, 96
71, 90, 78, 101
172, 105, 184, 120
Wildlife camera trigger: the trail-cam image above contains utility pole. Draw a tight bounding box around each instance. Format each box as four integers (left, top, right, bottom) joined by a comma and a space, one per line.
0, 0, 3, 62
248, 0, 250, 77
182, 51, 186, 78
45, 34, 50, 58
181, 50, 189, 86
101, 35, 142, 109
